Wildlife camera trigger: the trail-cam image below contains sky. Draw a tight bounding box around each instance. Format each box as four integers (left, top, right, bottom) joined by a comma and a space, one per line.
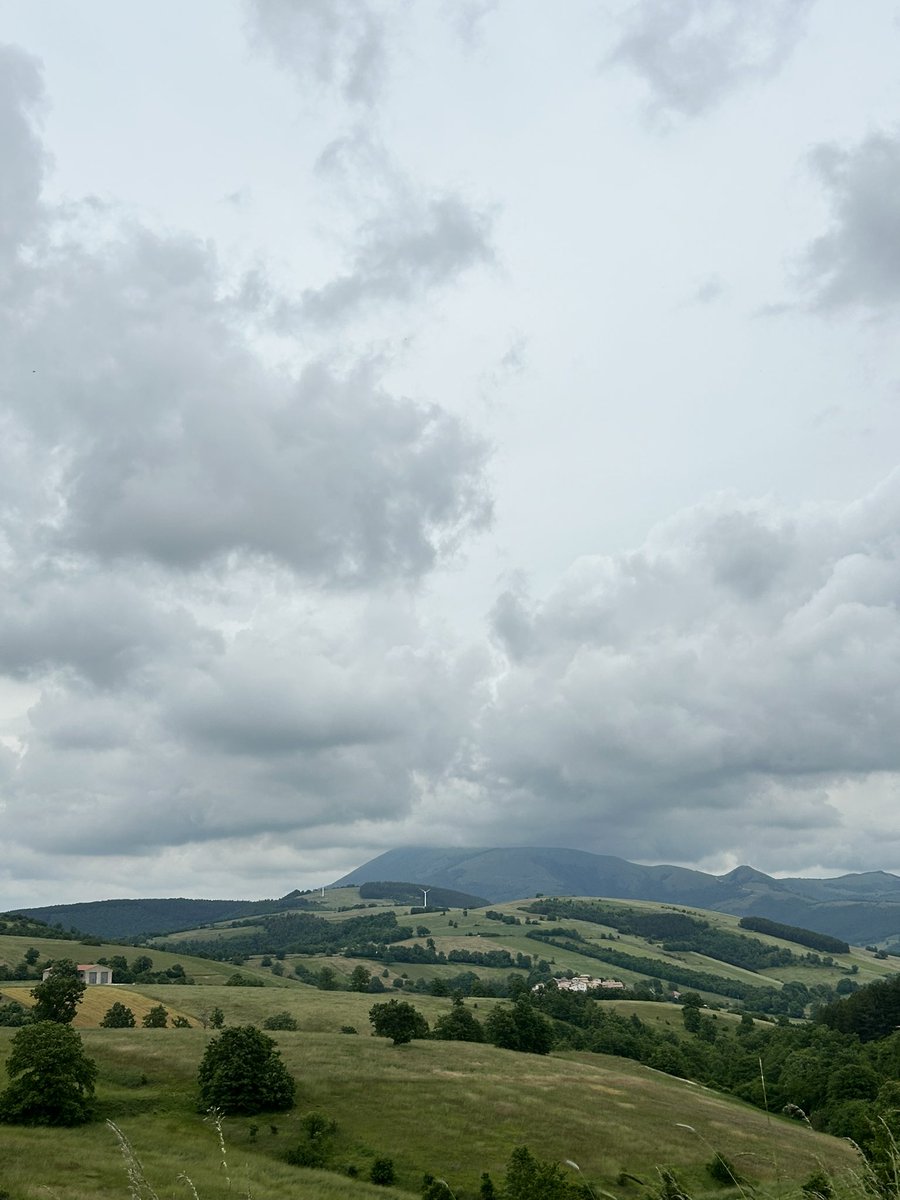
3, 0, 900, 908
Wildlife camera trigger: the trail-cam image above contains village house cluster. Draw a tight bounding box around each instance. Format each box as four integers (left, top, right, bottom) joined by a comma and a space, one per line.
533, 975, 625, 993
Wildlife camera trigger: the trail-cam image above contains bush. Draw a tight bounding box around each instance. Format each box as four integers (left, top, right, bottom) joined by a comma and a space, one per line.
370, 1157, 395, 1186
197, 1025, 295, 1115
369, 999, 429, 1045
226, 973, 264, 987
142, 1005, 168, 1028
0, 1022, 97, 1125
801, 1171, 834, 1200
263, 1011, 299, 1031
0, 1002, 30, 1027
101, 1002, 136, 1028
432, 999, 484, 1043
706, 1155, 743, 1187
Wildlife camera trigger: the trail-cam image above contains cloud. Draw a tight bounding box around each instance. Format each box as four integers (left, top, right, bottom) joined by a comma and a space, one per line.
607, 0, 814, 118
475, 475, 900, 872
0, 119, 490, 585
244, 0, 390, 107
0, 41, 493, 898
799, 131, 900, 311
0, 44, 45, 265
298, 192, 496, 326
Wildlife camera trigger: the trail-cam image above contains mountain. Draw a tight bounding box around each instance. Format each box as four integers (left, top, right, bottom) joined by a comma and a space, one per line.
334, 846, 900, 945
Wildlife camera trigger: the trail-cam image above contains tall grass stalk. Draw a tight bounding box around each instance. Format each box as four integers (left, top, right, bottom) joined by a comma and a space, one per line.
205, 1106, 231, 1187
107, 1120, 162, 1200
675, 1123, 753, 1200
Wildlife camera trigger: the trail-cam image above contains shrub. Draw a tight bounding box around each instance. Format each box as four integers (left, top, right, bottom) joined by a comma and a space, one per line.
0, 1002, 30, 1027
369, 999, 429, 1045
370, 1157, 395, 1186
197, 1025, 295, 1115
172, 1015, 191, 1028
801, 1171, 834, 1200
142, 1005, 168, 1028
706, 1155, 743, 1187
101, 1002, 136, 1028
263, 1011, 299, 1031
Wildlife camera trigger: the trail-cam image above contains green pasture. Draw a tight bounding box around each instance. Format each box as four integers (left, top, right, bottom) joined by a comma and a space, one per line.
0, 934, 277, 986
0, 1019, 859, 1200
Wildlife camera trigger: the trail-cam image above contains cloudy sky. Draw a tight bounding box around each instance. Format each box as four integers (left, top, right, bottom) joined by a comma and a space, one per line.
3, 0, 900, 908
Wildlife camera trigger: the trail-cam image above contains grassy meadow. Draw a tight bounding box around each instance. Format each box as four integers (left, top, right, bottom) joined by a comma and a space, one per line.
0, 1018, 860, 1200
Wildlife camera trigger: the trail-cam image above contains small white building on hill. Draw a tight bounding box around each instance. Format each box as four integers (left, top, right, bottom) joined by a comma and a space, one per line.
41, 963, 112, 985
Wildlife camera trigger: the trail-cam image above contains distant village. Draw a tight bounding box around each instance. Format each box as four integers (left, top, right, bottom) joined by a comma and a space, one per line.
534, 975, 625, 994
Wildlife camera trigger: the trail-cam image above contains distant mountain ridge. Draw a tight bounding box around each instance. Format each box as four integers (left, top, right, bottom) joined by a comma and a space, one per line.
335, 846, 900, 945
13, 890, 318, 941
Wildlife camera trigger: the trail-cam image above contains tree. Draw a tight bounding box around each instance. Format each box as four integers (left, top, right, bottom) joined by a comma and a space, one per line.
197, 1025, 295, 1115
0, 1022, 97, 1125
503, 1146, 571, 1200
433, 998, 484, 1043
349, 965, 372, 992
101, 1002, 136, 1028
30, 960, 85, 1024
370, 1157, 395, 1186
142, 1004, 168, 1028
484, 999, 553, 1055
318, 966, 339, 990
263, 1011, 299, 1031
369, 999, 430, 1045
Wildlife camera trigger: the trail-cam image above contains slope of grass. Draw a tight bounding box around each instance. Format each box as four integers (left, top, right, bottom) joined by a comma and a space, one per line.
0, 1023, 858, 1200
0, 934, 279, 986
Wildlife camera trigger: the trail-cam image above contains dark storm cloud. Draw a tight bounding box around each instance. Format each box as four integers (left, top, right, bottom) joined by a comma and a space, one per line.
245, 0, 390, 107
608, 0, 814, 118
800, 131, 900, 311
477, 478, 900, 871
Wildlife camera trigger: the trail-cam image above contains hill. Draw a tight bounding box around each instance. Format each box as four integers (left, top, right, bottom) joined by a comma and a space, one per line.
0, 989, 858, 1200
335, 846, 900, 944
12, 890, 322, 940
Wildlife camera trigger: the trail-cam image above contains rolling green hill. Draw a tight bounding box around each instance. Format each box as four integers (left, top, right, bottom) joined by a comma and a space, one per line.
0, 997, 858, 1200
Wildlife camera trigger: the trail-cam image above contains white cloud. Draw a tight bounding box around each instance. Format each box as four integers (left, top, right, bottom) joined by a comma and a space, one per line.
475, 475, 900, 872
608, 0, 814, 118
800, 131, 900, 311
244, 0, 391, 107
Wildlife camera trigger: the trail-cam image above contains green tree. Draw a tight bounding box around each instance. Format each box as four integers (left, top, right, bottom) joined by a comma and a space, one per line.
263, 1011, 299, 1031
318, 966, 339, 990
101, 1001, 136, 1028
433, 998, 484, 1043
484, 999, 553, 1055
0, 1022, 97, 1125
369, 999, 430, 1045
349, 965, 372, 992
197, 1025, 295, 1115
142, 1004, 168, 1028
503, 1145, 572, 1200
30, 960, 85, 1024
370, 1157, 395, 1186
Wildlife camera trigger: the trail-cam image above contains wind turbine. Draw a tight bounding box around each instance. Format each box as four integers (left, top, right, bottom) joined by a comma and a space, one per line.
421, 887, 429, 909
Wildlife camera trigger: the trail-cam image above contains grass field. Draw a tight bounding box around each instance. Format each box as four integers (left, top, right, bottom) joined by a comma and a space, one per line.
0, 1020, 859, 1200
